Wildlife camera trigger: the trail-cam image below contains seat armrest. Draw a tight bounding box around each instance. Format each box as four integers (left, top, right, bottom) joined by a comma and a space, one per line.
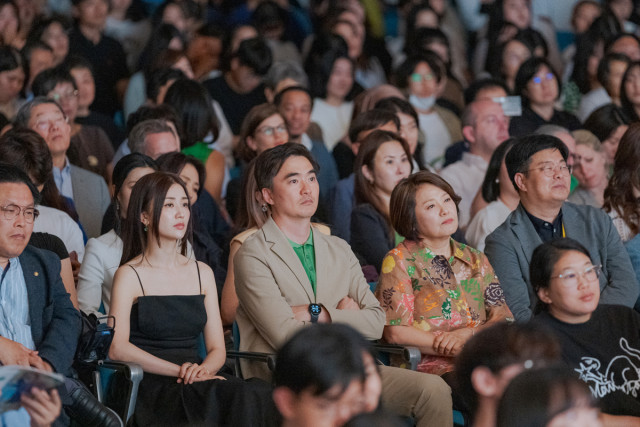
372, 342, 421, 371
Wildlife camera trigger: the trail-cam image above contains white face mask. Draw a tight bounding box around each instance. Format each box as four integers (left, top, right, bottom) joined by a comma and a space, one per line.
409, 94, 436, 111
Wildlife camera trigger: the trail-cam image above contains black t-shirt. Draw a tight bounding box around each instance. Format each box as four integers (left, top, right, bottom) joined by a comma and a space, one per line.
68, 28, 129, 117
28, 232, 69, 260
203, 75, 266, 135
533, 305, 640, 416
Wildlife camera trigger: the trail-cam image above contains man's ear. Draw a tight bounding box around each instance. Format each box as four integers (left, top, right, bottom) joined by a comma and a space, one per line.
261, 187, 274, 206
462, 125, 476, 145
246, 135, 258, 152
514, 172, 527, 193
471, 366, 500, 399
272, 387, 297, 420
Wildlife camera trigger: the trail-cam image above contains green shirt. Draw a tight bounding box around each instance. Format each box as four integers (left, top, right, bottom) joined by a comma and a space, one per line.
288, 229, 317, 296
181, 142, 212, 164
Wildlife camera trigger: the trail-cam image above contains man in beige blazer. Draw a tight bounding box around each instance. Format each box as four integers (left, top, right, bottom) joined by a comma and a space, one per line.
235, 143, 453, 426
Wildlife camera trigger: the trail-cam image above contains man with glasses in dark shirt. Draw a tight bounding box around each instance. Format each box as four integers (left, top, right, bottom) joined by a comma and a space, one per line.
485, 134, 638, 322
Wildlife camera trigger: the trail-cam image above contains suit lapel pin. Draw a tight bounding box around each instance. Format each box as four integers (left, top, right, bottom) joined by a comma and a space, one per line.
34, 272, 39, 277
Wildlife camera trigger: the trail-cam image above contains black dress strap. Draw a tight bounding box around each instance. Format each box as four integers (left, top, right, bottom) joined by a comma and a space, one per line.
195, 261, 202, 295
128, 265, 146, 296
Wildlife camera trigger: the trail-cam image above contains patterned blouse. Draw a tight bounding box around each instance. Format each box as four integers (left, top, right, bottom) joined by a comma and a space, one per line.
375, 239, 512, 375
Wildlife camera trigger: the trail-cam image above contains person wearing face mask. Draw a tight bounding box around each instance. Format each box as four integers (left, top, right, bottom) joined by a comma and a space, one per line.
394, 52, 461, 170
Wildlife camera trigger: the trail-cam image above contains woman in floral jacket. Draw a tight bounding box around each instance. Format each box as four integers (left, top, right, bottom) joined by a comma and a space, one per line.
375, 171, 513, 378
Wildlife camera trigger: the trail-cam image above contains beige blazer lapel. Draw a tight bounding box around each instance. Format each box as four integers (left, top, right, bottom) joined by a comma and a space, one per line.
262, 218, 315, 302
312, 226, 329, 304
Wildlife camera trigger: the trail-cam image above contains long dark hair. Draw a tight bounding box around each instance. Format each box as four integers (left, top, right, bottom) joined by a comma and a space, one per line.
620, 61, 640, 122
604, 122, 640, 234
112, 153, 158, 234
482, 138, 518, 203
354, 130, 412, 235
163, 78, 219, 148
120, 172, 193, 265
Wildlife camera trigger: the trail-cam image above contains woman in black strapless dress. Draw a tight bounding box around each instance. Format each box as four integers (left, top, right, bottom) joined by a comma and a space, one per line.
108, 171, 276, 426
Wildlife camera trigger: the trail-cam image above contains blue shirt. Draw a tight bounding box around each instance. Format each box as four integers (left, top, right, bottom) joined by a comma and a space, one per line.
52, 158, 73, 199
0, 257, 35, 426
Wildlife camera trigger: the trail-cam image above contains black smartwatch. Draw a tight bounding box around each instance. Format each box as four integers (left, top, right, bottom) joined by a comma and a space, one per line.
309, 303, 322, 323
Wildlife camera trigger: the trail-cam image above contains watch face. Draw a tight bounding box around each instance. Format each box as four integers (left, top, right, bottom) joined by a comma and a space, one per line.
310, 304, 321, 315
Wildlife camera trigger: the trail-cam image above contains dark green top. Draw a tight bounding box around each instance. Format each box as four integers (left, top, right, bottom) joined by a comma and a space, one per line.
288, 229, 316, 295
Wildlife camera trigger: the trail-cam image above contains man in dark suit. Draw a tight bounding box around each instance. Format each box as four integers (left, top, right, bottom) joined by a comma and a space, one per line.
485, 134, 638, 322
0, 163, 119, 426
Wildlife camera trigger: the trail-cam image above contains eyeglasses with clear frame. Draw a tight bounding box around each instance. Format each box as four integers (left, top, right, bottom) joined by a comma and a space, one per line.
257, 124, 287, 136
0, 204, 39, 223
550, 264, 602, 288
527, 163, 573, 177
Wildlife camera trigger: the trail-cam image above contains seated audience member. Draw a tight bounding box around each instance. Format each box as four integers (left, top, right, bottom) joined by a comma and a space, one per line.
263, 59, 309, 103
455, 323, 560, 427
15, 97, 110, 239
374, 97, 424, 171
275, 86, 339, 220
485, 134, 638, 322
465, 138, 520, 251
497, 366, 602, 427
531, 238, 640, 422
273, 324, 382, 427
440, 99, 510, 229
0, 163, 121, 426
607, 33, 640, 62
351, 130, 412, 274
234, 143, 453, 426
332, 84, 404, 179
395, 52, 462, 169
108, 171, 275, 426
486, 30, 534, 93
329, 110, 400, 242
578, 52, 630, 121
112, 103, 181, 165
252, 1, 301, 64
0, 128, 85, 261
155, 152, 226, 292
22, 41, 54, 98
621, 61, 640, 122
604, 122, 640, 243
565, 26, 606, 117
65, 55, 125, 149
509, 57, 581, 137
0, 45, 26, 121
533, 125, 578, 192
77, 153, 157, 316
26, 16, 70, 66
32, 65, 114, 182
455, 322, 562, 427
227, 103, 289, 221
584, 103, 629, 167
68, 0, 129, 118
306, 33, 355, 151
163, 78, 228, 203
128, 119, 180, 160
568, 130, 608, 207
122, 23, 187, 119
203, 37, 272, 135
376, 171, 512, 378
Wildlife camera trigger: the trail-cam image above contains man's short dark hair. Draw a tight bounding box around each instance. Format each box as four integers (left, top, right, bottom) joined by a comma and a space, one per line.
464, 78, 510, 105
505, 134, 569, 192
254, 143, 319, 191
236, 37, 273, 76
394, 52, 446, 89
455, 322, 560, 415
274, 323, 374, 396
0, 162, 41, 205
273, 85, 313, 108
31, 64, 77, 97
348, 110, 399, 143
